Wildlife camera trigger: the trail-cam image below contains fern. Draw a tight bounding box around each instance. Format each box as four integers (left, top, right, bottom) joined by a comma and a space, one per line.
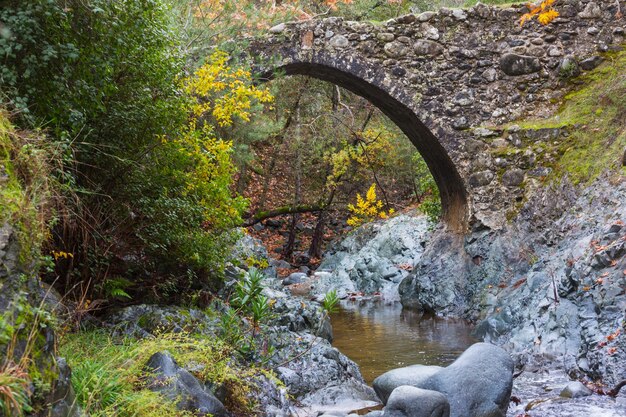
102, 277, 133, 300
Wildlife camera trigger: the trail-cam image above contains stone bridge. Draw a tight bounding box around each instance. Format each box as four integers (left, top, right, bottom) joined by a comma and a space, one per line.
248, 0, 625, 231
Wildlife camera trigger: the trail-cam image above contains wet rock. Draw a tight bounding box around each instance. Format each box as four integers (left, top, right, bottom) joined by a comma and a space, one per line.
560, 381, 592, 398
145, 352, 227, 417
385, 386, 450, 417
500, 54, 541, 76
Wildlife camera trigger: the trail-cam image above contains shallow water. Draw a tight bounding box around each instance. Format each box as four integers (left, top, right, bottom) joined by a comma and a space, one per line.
329, 299, 477, 384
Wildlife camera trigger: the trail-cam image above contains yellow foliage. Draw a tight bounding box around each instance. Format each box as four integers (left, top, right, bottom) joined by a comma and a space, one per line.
347, 184, 394, 227
520, 0, 559, 26
184, 51, 273, 127
325, 126, 395, 192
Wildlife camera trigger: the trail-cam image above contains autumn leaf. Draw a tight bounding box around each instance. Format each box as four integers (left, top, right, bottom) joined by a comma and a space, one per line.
521, 1, 559, 26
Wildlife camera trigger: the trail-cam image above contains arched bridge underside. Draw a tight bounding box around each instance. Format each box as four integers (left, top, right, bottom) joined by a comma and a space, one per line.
249, 0, 625, 231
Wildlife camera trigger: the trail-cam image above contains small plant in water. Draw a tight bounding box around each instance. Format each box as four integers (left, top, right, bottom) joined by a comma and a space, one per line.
322, 289, 340, 314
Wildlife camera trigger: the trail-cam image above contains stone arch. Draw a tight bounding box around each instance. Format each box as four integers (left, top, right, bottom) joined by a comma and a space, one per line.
255, 52, 469, 231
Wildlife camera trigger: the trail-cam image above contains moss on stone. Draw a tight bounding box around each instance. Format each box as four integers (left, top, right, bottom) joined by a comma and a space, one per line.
519, 51, 626, 184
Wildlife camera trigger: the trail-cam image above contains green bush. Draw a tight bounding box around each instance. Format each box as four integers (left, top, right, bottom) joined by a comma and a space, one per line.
0, 0, 252, 297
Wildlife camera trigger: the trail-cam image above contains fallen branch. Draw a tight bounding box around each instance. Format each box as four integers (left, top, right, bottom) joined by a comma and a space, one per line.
243, 204, 326, 227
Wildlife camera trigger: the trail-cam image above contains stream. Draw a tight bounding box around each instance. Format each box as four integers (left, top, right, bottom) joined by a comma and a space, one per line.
328, 300, 626, 417
329, 299, 477, 384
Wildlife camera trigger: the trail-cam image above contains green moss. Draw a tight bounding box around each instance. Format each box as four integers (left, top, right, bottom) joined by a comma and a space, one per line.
0, 110, 52, 265
501, 51, 626, 185
59, 330, 261, 417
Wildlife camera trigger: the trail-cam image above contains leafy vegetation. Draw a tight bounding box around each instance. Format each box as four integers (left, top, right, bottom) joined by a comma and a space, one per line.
5, 0, 621, 414
0, 363, 32, 417
347, 184, 395, 227
59, 330, 258, 417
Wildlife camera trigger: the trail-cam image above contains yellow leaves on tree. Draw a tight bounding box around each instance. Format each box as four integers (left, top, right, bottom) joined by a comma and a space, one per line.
325, 126, 394, 191
346, 184, 394, 227
184, 51, 273, 128
520, 0, 560, 26
159, 51, 276, 230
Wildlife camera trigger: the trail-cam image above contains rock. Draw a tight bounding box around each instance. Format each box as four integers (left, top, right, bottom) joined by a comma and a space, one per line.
265, 219, 282, 227
502, 169, 525, 186
414, 40, 443, 56
283, 272, 307, 286
559, 56, 581, 78
373, 364, 443, 404
427, 343, 513, 417
269, 23, 286, 34
452, 117, 469, 130
329, 35, 349, 48
580, 56, 604, 71
578, 2, 602, 19
396, 14, 416, 24
50, 358, 83, 417
469, 171, 495, 188
313, 214, 431, 300
105, 304, 220, 337
560, 381, 593, 398
384, 41, 409, 58
385, 386, 450, 417
587, 26, 599, 36
265, 288, 333, 340
500, 54, 541, 76
482, 68, 497, 83
451, 9, 467, 21
373, 343, 513, 417
377, 32, 395, 42
473, 127, 497, 138
145, 351, 227, 417
301, 380, 379, 415
417, 11, 436, 21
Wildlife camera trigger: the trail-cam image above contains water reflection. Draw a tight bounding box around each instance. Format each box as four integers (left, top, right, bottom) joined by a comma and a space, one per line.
330, 300, 477, 384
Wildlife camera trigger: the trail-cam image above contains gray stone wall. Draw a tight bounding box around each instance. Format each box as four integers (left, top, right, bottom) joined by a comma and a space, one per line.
250, 0, 625, 231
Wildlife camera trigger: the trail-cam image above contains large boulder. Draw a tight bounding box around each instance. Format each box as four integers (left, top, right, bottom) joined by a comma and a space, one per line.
314, 213, 431, 300
145, 351, 227, 417
373, 343, 513, 417
385, 386, 450, 417
373, 364, 442, 404
426, 343, 513, 417
267, 329, 378, 415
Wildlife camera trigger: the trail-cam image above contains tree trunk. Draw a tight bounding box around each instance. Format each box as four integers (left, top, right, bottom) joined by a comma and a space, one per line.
284, 105, 302, 259
258, 80, 308, 211
308, 209, 326, 259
